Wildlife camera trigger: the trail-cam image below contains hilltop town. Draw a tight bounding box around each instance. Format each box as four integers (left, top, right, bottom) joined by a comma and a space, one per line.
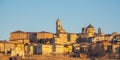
0, 17, 120, 60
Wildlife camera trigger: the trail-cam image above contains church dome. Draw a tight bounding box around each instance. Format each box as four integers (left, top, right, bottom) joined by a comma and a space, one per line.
87, 24, 94, 28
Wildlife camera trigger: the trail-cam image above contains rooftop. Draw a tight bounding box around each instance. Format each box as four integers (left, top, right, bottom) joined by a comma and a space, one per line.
87, 24, 94, 28
11, 30, 24, 33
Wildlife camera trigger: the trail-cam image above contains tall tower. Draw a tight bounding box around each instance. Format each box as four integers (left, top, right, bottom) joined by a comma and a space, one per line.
98, 27, 102, 35
82, 27, 87, 34
56, 17, 65, 33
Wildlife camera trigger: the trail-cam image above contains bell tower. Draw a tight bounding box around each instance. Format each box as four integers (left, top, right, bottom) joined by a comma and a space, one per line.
56, 17, 65, 33
56, 17, 61, 33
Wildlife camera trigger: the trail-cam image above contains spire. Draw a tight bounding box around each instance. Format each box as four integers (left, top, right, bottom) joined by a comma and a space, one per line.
57, 16, 60, 21
87, 17, 94, 28
89, 17, 92, 25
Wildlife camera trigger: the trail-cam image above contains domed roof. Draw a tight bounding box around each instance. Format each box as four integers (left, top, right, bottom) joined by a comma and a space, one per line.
87, 24, 94, 28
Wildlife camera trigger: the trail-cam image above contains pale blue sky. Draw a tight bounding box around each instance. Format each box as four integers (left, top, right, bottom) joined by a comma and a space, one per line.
0, 0, 120, 40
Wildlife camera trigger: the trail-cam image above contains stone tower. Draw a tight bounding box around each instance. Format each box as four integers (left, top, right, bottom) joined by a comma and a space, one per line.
98, 27, 103, 35
82, 27, 87, 34
56, 17, 65, 33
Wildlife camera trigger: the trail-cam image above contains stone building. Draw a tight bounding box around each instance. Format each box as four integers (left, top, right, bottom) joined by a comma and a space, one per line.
68, 33, 78, 44
10, 30, 31, 44
82, 24, 95, 37
0, 17, 119, 58
37, 31, 54, 40
54, 45, 64, 54
11, 43, 24, 57
55, 18, 78, 44
104, 34, 113, 41
42, 44, 53, 55
55, 18, 68, 44
55, 33, 68, 44
10, 30, 54, 44
41, 44, 72, 55
0, 40, 14, 54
